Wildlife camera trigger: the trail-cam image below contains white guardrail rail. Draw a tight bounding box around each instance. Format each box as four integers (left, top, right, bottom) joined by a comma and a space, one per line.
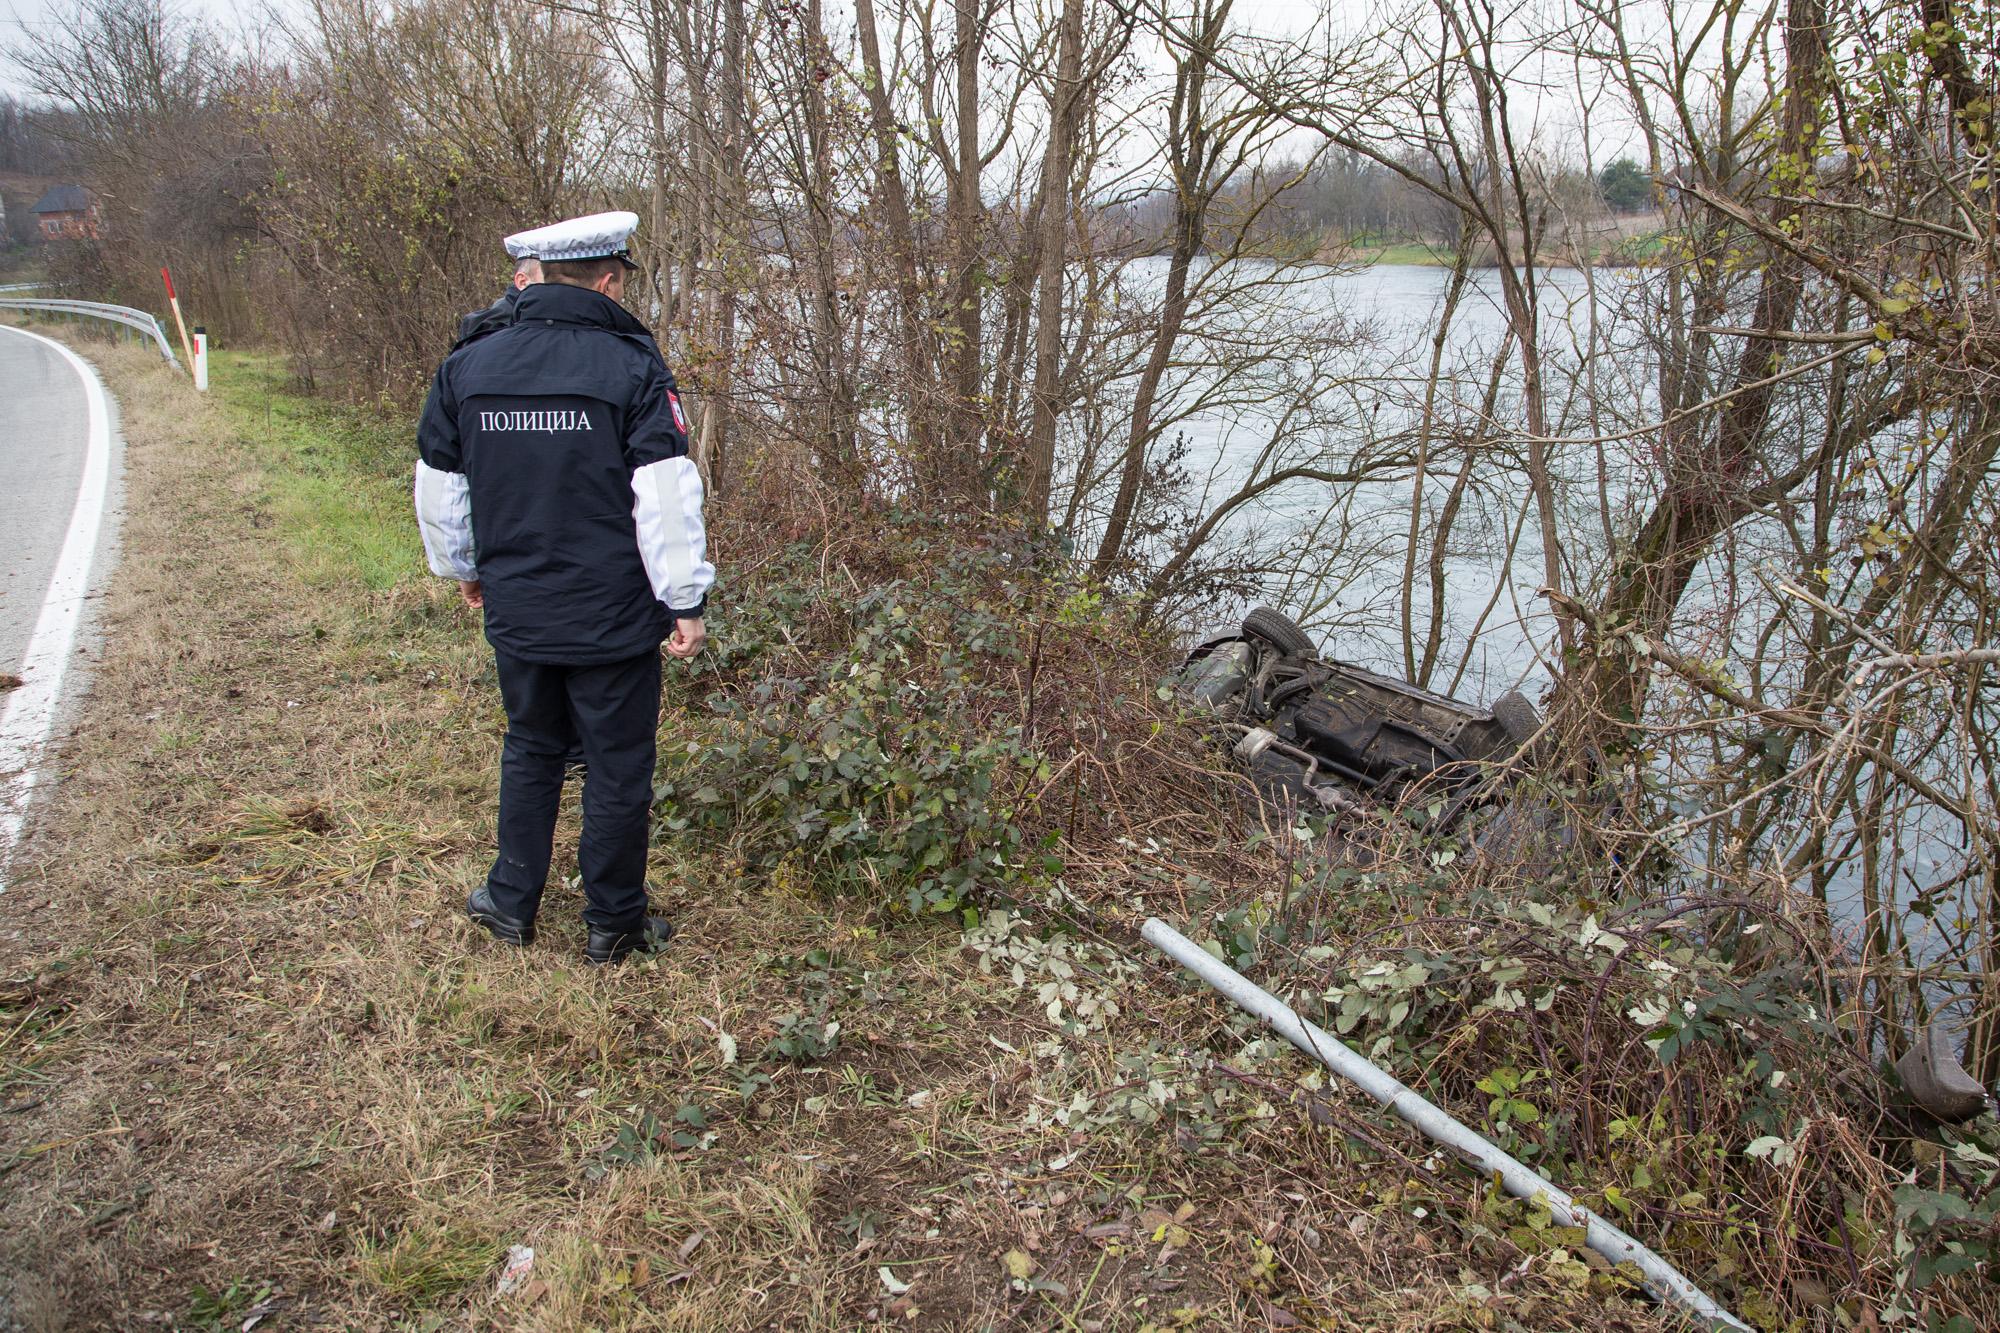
0, 293, 182, 370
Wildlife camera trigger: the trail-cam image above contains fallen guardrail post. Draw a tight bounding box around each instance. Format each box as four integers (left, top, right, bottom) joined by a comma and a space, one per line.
1141, 916, 1751, 1332
0, 296, 182, 370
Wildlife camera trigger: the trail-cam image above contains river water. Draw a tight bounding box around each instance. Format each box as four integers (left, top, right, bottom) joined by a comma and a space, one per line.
1101, 256, 1982, 974
1106, 255, 1642, 701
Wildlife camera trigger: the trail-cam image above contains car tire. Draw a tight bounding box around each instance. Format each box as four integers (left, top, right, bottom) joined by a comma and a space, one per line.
1242, 606, 1317, 658
1491, 689, 1543, 752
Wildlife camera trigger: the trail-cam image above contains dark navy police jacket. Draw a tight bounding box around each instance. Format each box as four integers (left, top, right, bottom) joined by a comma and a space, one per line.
453, 286, 519, 351
414, 282, 714, 665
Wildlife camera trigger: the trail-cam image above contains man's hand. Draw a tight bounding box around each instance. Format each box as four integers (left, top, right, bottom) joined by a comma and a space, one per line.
666, 616, 706, 659
459, 580, 484, 609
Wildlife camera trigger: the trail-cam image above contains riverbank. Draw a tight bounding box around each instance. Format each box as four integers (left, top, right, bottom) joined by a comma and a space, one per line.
1223, 212, 1670, 269
0, 331, 1668, 1329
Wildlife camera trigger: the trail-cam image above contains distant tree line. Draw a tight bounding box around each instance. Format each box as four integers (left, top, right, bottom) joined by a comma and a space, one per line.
0, 96, 74, 176
1117, 149, 1658, 254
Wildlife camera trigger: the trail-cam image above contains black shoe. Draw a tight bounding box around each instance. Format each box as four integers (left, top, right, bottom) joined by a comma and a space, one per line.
585, 914, 674, 966
466, 886, 535, 946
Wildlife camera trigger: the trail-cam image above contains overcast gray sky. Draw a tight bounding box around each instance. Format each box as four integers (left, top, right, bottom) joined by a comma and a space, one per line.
0, 0, 293, 97
1, 0, 70, 96
1, 0, 1645, 165
2, 0, 1328, 100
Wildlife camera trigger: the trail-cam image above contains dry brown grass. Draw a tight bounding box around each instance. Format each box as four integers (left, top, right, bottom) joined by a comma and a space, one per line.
0, 328, 1668, 1331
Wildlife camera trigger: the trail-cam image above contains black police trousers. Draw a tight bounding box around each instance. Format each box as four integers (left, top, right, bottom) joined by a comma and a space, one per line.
486, 649, 660, 931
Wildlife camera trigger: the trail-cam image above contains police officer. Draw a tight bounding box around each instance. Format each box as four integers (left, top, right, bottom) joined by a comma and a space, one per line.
453, 238, 544, 351
414, 210, 713, 965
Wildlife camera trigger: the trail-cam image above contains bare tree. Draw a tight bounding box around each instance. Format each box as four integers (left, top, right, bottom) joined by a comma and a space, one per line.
254, 0, 612, 393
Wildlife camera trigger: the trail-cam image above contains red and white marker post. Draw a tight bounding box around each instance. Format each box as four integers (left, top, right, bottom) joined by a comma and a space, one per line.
192, 325, 209, 392
159, 266, 197, 378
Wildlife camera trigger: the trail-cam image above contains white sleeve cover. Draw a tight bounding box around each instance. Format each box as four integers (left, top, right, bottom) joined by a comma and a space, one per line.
414, 459, 477, 581
631, 455, 715, 613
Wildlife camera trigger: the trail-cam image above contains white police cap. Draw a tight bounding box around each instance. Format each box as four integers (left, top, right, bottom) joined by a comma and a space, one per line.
503, 210, 641, 268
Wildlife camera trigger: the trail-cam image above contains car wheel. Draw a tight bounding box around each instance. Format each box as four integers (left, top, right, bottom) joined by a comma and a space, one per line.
1242, 606, 1317, 657
1491, 689, 1543, 752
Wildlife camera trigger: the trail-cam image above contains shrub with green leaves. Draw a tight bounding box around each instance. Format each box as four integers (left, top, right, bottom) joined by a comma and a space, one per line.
658, 552, 1054, 918
1889, 1127, 2000, 1330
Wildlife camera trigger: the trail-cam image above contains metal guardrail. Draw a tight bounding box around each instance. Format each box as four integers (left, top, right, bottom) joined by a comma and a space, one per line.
0, 297, 181, 369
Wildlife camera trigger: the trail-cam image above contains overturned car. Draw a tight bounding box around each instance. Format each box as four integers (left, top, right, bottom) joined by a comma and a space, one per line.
1175, 606, 1544, 821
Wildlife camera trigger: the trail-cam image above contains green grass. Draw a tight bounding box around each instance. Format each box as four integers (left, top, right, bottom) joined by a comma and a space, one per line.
1365, 241, 1452, 265
1608, 228, 1672, 264
185, 1278, 274, 1331
357, 1222, 504, 1304
216, 350, 422, 591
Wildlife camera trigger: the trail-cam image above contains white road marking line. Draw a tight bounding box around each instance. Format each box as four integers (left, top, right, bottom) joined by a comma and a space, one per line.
0, 325, 113, 890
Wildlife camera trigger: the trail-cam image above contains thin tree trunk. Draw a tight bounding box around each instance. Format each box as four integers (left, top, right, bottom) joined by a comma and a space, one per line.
668, 0, 711, 428
1023, 0, 1084, 528
1401, 247, 1470, 680
854, 0, 941, 483
1435, 0, 1565, 652
1550, 0, 1831, 758
647, 0, 673, 327
990, 201, 1042, 475
704, 0, 746, 494
945, 0, 985, 501
1092, 0, 1227, 575
803, 0, 857, 483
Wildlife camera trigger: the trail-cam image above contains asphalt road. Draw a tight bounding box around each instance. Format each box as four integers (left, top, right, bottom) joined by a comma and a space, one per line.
0, 323, 122, 881
0, 326, 92, 678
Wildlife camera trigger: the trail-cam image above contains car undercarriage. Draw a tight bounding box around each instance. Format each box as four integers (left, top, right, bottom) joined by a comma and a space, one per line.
1175, 606, 1544, 827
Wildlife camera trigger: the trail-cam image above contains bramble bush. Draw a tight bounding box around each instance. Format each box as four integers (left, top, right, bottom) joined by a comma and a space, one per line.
1229, 796, 2000, 1329
655, 538, 1060, 918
